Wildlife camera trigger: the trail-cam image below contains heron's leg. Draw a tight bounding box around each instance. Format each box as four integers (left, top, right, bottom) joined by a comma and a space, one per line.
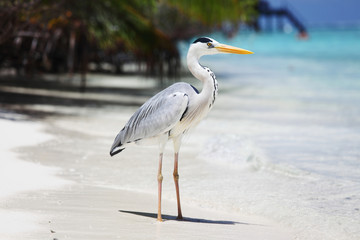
173, 152, 183, 220
157, 134, 168, 222
157, 152, 164, 222
173, 136, 183, 220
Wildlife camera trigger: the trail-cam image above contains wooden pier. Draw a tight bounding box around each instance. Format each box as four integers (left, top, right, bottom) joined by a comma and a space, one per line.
255, 0, 308, 39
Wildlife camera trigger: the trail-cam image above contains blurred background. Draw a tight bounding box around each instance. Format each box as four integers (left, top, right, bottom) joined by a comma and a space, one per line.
1, 0, 359, 122
0, 0, 258, 86
0, 0, 359, 89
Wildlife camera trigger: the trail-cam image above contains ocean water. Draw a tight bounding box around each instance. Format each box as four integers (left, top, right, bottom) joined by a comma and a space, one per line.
176, 28, 360, 239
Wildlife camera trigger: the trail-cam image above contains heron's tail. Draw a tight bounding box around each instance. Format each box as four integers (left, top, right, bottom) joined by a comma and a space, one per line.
110, 146, 124, 156
110, 132, 125, 156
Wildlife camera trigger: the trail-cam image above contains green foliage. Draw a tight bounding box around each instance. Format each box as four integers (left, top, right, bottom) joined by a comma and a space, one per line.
162, 0, 258, 25
2, 0, 258, 50
0, 0, 258, 76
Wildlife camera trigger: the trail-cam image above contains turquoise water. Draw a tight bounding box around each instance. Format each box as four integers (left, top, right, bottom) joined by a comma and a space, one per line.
208, 28, 360, 178
178, 28, 360, 239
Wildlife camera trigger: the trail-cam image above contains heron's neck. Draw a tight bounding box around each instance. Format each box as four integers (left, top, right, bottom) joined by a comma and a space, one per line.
187, 54, 218, 105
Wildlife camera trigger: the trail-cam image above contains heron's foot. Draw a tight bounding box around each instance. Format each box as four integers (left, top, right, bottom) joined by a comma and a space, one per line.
176, 214, 183, 220
157, 216, 164, 222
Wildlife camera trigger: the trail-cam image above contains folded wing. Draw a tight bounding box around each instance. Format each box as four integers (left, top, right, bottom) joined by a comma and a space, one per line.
110, 91, 189, 156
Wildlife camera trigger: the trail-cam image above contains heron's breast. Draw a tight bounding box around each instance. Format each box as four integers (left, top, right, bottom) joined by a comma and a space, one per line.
169, 104, 211, 137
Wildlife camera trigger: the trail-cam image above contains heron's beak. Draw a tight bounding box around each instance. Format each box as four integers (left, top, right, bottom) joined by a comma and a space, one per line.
216, 44, 253, 54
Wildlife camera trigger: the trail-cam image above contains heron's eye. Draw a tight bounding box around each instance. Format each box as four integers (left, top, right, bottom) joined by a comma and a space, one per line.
207, 42, 213, 48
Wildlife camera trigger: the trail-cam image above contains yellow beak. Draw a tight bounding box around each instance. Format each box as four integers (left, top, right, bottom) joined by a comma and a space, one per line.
216, 44, 253, 54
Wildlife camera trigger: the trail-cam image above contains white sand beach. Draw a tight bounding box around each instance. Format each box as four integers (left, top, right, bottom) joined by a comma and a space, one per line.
0, 112, 293, 240
0, 74, 294, 239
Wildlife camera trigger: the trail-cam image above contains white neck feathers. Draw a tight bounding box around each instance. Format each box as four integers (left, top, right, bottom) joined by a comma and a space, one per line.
187, 47, 218, 106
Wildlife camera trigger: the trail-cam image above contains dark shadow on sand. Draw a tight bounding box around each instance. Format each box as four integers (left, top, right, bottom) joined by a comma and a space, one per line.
0, 75, 159, 119
119, 210, 251, 225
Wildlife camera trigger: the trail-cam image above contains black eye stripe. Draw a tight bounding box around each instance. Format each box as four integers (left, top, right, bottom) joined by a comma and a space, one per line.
193, 37, 212, 44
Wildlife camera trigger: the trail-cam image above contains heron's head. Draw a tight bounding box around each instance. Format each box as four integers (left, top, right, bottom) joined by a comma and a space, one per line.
189, 37, 253, 59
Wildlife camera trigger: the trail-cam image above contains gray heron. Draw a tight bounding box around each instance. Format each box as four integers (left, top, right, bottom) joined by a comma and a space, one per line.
110, 37, 253, 221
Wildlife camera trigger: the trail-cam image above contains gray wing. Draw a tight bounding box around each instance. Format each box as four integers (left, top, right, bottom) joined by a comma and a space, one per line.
110, 84, 191, 155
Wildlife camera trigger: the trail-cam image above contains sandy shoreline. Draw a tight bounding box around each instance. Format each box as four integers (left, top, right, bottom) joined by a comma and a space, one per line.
0, 74, 295, 239
0, 112, 293, 239
4, 183, 293, 240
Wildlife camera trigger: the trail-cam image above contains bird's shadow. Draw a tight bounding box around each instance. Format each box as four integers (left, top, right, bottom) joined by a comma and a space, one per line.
119, 210, 251, 225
